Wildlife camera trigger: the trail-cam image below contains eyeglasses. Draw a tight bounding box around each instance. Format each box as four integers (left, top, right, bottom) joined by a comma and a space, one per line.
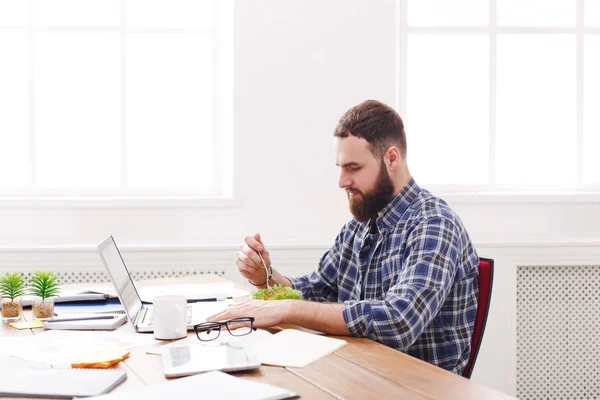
193, 317, 256, 341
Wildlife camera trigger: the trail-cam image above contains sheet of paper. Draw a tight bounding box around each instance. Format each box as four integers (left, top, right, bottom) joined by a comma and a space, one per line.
138, 283, 249, 302
253, 329, 347, 368
59, 284, 117, 297
0, 330, 157, 366
88, 370, 296, 400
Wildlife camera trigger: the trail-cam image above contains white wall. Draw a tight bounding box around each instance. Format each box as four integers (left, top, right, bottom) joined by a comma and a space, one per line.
1, 1, 600, 397
0, 0, 396, 247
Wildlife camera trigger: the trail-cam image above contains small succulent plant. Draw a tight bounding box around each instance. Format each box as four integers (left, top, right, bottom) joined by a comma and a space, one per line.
28, 271, 61, 302
0, 272, 27, 302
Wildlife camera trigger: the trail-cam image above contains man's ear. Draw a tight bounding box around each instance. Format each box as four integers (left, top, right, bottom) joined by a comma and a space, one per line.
385, 146, 402, 171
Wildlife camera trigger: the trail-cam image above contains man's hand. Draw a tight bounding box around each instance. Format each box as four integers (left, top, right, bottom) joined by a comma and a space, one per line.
236, 233, 272, 285
207, 298, 289, 329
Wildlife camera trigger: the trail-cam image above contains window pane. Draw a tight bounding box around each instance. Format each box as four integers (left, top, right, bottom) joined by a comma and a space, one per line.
33, 0, 120, 27
35, 33, 121, 188
127, 33, 214, 190
497, 0, 576, 27
407, 0, 488, 27
407, 34, 489, 184
0, 33, 29, 188
127, 0, 213, 29
585, 0, 600, 26
0, 0, 27, 26
584, 36, 600, 184
496, 35, 576, 186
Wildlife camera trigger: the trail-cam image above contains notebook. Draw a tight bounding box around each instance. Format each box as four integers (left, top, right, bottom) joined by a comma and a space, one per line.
0, 368, 127, 398
42, 313, 127, 330
97, 236, 230, 333
54, 299, 125, 315
83, 370, 297, 400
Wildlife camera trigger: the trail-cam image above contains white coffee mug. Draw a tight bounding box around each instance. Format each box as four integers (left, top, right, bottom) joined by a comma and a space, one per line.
153, 295, 187, 340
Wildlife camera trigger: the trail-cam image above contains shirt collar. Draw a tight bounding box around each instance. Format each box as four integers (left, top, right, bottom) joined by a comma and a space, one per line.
374, 178, 421, 234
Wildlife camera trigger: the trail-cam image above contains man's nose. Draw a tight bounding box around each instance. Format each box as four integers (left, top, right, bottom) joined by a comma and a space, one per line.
339, 173, 352, 189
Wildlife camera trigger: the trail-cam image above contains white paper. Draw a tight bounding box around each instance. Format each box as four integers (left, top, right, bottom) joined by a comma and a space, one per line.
87, 370, 296, 400
0, 330, 157, 366
138, 283, 249, 302
253, 329, 348, 368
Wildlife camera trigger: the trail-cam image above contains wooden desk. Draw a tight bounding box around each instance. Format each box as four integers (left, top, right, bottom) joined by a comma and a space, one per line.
0, 277, 513, 399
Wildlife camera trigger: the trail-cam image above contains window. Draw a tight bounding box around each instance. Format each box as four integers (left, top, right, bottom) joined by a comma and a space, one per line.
398, 0, 600, 191
0, 0, 233, 199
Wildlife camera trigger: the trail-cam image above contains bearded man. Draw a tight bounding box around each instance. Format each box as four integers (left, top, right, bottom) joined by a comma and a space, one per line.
209, 100, 479, 374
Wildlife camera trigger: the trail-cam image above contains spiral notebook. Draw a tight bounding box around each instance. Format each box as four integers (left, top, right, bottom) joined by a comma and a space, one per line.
42, 313, 127, 330
54, 299, 125, 315
0, 368, 127, 398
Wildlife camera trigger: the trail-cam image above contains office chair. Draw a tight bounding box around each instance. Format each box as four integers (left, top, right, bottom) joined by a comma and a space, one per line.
462, 257, 494, 379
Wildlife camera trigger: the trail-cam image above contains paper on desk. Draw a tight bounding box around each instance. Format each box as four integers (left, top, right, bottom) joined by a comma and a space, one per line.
9, 320, 44, 330
138, 283, 249, 302
0, 330, 156, 366
86, 370, 297, 400
253, 329, 348, 368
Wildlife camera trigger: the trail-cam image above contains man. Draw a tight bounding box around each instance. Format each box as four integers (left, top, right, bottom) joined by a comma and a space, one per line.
209, 100, 479, 374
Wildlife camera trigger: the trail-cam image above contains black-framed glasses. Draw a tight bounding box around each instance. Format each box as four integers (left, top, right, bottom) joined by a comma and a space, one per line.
194, 317, 257, 341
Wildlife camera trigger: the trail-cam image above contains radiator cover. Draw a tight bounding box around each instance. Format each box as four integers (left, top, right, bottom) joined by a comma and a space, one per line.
517, 264, 600, 399
20, 268, 226, 285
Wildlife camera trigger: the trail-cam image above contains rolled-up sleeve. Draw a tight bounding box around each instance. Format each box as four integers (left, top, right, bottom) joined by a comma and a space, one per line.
342, 217, 460, 350
287, 228, 344, 302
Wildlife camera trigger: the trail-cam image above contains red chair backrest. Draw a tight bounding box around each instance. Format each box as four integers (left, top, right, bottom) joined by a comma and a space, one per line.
462, 257, 494, 378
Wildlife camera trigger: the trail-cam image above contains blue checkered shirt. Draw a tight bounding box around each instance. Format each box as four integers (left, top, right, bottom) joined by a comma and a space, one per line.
288, 179, 479, 374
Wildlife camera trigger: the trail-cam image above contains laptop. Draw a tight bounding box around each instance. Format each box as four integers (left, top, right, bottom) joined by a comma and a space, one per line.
97, 236, 230, 333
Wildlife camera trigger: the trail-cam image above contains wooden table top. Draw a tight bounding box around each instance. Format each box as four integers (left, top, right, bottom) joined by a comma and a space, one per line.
0, 276, 513, 399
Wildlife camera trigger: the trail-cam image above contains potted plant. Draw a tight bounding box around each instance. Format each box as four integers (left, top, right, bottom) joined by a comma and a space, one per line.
29, 271, 61, 320
0, 272, 27, 322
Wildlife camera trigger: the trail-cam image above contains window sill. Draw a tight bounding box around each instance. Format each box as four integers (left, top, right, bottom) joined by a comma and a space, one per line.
439, 192, 600, 204
0, 196, 242, 208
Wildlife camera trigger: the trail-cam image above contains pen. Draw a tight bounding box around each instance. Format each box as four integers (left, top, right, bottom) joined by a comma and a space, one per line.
45, 315, 117, 323
187, 297, 227, 303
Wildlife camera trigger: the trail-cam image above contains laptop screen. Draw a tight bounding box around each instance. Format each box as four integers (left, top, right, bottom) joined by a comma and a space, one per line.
97, 236, 144, 325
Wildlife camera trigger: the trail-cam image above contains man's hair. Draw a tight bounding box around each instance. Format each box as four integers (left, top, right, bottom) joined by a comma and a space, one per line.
334, 100, 407, 160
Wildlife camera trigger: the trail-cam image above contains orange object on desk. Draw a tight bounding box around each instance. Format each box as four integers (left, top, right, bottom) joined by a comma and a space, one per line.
71, 350, 130, 369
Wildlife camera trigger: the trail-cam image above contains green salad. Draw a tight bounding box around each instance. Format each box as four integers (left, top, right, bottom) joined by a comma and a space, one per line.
252, 284, 302, 300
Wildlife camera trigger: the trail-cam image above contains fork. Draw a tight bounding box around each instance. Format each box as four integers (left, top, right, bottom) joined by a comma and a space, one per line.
257, 251, 272, 293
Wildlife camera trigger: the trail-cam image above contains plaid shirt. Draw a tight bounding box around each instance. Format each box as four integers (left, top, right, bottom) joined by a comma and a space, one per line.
288, 179, 479, 374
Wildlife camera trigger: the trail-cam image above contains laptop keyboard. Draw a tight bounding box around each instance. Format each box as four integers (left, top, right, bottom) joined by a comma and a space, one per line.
145, 306, 193, 326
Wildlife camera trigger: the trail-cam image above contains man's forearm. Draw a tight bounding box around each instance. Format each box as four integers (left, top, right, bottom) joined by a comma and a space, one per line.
284, 300, 351, 336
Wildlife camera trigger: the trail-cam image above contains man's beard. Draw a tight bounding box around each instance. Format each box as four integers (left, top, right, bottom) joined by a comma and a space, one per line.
347, 161, 395, 223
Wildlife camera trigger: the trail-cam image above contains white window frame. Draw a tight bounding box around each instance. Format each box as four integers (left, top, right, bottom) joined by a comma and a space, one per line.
396, 0, 600, 202
0, 1, 235, 208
